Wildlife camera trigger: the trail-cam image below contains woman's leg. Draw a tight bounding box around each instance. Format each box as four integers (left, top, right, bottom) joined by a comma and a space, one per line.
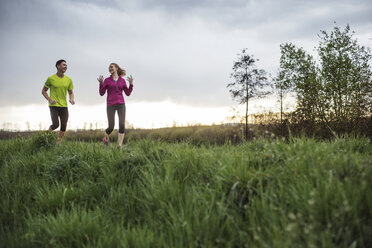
117, 104, 126, 147
105, 105, 116, 143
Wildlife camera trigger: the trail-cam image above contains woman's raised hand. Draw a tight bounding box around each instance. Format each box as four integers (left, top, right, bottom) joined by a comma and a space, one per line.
127, 75, 134, 85
97, 75, 104, 84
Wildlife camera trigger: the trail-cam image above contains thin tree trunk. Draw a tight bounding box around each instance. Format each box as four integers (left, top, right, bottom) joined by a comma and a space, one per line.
280, 87, 283, 136
246, 98, 248, 140
246, 79, 249, 140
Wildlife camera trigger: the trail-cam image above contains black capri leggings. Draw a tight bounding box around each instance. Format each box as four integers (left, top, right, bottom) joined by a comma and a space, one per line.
106, 104, 126, 134
49, 106, 69, 132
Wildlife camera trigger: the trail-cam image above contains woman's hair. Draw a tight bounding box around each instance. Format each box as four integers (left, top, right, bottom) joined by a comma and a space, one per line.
111, 63, 126, 76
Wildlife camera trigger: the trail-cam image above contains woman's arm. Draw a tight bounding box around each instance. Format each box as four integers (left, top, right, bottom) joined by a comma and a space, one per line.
42, 86, 56, 105
98, 76, 107, 96
123, 75, 134, 96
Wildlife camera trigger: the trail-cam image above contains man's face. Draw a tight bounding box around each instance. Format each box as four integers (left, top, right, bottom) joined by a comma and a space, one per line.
57, 62, 67, 73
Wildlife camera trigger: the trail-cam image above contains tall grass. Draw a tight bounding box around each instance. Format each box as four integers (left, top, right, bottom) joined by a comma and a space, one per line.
0, 134, 371, 247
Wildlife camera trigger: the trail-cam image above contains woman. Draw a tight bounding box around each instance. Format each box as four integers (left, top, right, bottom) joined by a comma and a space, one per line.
98, 63, 134, 148
42, 59, 75, 144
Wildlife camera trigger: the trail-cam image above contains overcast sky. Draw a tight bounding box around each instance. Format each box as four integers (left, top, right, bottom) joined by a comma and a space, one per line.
0, 0, 371, 109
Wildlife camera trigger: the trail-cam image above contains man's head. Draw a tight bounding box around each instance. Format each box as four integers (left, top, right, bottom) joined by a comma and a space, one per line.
56, 59, 67, 73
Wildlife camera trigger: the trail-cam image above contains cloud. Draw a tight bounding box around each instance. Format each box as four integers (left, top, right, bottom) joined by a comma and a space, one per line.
0, 0, 371, 108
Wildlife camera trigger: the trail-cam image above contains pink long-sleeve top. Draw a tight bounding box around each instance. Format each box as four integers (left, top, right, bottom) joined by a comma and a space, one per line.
99, 75, 133, 106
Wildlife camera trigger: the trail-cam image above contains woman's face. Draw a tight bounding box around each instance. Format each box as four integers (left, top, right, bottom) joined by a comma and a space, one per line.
109, 64, 118, 75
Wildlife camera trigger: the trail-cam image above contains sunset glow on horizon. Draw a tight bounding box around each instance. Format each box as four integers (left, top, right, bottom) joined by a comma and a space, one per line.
0, 98, 280, 131
0, 101, 231, 131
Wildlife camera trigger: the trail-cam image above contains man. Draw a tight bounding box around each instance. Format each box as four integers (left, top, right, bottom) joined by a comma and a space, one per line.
42, 59, 75, 143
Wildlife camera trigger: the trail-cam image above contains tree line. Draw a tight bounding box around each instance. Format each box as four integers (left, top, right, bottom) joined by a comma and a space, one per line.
227, 24, 372, 139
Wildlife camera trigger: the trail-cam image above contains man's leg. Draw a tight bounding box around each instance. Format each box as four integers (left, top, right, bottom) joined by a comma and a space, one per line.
49, 106, 60, 131
57, 107, 68, 144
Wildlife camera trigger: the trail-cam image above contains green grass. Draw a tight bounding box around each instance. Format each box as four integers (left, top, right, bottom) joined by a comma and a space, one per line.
0, 133, 371, 247
0, 124, 248, 145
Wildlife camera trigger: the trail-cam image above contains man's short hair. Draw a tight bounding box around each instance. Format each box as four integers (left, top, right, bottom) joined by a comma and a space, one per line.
56, 59, 66, 68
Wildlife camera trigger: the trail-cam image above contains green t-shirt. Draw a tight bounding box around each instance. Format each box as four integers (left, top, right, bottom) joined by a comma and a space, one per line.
44, 74, 74, 107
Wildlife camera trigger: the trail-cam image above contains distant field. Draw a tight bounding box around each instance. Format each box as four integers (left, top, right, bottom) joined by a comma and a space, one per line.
1, 133, 371, 247
0, 125, 247, 145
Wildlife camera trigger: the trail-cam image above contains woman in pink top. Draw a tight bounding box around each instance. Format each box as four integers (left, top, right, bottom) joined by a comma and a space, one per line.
98, 63, 134, 148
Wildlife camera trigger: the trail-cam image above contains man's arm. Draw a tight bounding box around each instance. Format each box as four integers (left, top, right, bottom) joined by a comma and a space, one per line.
42, 86, 56, 105
68, 89, 75, 105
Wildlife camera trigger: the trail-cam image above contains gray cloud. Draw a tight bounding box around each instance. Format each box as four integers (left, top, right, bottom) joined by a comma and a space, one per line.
0, 0, 371, 108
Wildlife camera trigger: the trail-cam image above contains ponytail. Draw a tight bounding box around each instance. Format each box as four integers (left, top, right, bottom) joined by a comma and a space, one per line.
117, 67, 126, 76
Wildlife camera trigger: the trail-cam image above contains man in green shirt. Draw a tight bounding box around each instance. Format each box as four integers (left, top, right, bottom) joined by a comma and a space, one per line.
42, 59, 75, 143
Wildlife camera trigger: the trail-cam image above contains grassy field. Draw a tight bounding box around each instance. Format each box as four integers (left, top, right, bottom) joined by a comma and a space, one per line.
1, 133, 371, 247
0, 125, 246, 145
